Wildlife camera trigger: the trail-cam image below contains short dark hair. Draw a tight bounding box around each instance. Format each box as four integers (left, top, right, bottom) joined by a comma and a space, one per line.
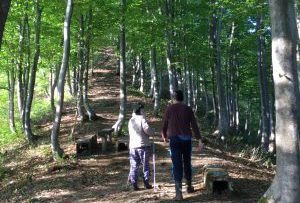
133, 102, 144, 115
174, 90, 184, 102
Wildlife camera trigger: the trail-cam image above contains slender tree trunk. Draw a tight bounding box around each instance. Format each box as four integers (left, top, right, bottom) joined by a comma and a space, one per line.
132, 55, 138, 87
151, 46, 160, 115
209, 0, 219, 126
257, 11, 271, 151
0, 0, 11, 50
51, 0, 73, 158
72, 64, 77, 95
7, 65, 16, 133
244, 99, 251, 134
201, 66, 209, 118
112, 0, 127, 134
24, 4, 42, 144
228, 21, 235, 129
77, 14, 85, 121
67, 62, 72, 95
269, 69, 276, 154
234, 61, 240, 130
139, 55, 145, 93
83, 6, 97, 121
165, 0, 176, 98
213, 6, 229, 135
22, 14, 30, 126
16, 19, 25, 120
260, 1, 300, 202
50, 64, 59, 112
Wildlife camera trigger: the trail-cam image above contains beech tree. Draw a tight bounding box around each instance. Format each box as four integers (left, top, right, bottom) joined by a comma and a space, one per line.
260, 0, 300, 202
112, 0, 127, 134
50, 0, 73, 158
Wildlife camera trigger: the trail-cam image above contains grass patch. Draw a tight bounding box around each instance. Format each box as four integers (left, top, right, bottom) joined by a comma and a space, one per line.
128, 86, 147, 98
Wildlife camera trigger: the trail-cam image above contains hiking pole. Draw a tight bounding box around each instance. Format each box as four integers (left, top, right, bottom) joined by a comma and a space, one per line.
152, 134, 156, 191
152, 129, 157, 191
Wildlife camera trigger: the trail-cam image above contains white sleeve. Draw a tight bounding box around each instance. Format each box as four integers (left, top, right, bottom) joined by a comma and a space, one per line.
141, 118, 154, 136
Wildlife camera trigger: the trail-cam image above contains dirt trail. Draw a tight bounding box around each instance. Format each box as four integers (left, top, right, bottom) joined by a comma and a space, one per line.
0, 49, 274, 203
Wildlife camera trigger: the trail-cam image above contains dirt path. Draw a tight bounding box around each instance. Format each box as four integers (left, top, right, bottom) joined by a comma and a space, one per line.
0, 49, 274, 203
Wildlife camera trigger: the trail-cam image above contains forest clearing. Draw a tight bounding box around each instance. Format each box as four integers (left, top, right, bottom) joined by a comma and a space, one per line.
0, 0, 299, 202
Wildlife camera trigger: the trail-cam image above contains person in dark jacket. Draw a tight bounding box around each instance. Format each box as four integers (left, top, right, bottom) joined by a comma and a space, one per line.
161, 90, 204, 200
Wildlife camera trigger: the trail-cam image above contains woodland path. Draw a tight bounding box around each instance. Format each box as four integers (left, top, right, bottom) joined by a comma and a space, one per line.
0, 49, 274, 203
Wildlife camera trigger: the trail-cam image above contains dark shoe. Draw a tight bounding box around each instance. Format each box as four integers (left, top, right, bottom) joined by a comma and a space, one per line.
144, 180, 153, 189
174, 181, 183, 201
186, 180, 195, 193
132, 183, 139, 191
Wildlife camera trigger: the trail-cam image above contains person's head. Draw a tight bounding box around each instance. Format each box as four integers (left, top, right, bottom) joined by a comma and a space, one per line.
173, 90, 184, 102
133, 102, 145, 115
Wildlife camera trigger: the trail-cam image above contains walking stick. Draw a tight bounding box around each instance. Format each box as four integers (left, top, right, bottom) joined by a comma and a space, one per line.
152, 134, 157, 191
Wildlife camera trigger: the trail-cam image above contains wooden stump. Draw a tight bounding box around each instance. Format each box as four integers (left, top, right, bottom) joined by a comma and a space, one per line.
203, 164, 233, 194
98, 128, 114, 142
97, 128, 114, 153
76, 134, 97, 156
115, 136, 129, 152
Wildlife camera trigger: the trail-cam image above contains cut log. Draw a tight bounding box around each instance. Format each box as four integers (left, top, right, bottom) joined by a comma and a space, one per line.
98, 128, 114, 142
97, 128, 114, 153
115, 136, 129, 152
203, 164, 233, 195
76, 134, 97, 156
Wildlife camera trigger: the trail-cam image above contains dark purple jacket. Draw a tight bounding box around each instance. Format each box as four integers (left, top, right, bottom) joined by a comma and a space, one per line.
162, 102, 201, 140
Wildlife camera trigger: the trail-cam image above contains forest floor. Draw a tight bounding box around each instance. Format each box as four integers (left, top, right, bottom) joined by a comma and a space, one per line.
0, 48, 274, 203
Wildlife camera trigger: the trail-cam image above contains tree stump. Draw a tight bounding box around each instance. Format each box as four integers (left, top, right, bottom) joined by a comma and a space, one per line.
98, 128, 114, 142
115, 136, 129, 152
76, 134, 97, 156
203, 164, 233, 195
97, 128, 114, 153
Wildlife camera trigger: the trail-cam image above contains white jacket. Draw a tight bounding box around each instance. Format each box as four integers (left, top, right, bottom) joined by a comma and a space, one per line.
128, 113, 154, 149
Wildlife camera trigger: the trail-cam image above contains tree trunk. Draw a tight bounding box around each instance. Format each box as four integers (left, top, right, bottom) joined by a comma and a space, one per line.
72, 64, 77, 95
0, 0, 11, 50
7, 65, 16, 133
260, 0, 300, 202
212, 5, 229, 136
132, 55, 138, 87
50, 64, 59, 112
257, 11, 271, 151
165, 0, 176, 98
24, 4, 42, 144
151, 46, 160, 115
112, 0, 127, 135
83, 6, 97, 121
51, 0, 73, 158
209, 0, 219, 126
139, 55, 145, 93
77, 14, 85, 121
22, 14, 30, 126
16, 19, 25, 120
269, 68, 276, 154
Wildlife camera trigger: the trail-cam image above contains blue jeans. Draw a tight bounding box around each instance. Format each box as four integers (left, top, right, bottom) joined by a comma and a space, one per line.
169, 136, 192, 182
129, 146, 151, 184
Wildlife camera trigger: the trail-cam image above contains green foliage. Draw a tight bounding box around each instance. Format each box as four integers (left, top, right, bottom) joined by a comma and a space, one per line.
0, 87, 23, 150
127, 85, 147, 98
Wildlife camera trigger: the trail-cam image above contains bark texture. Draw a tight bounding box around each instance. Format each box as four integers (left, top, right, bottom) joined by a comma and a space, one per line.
260, 1, 300, 202
51, 0, 73, 158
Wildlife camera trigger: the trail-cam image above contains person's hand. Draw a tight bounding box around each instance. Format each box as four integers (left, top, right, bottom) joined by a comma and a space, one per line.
196, 139, 204, 152
163, 137, 169, 143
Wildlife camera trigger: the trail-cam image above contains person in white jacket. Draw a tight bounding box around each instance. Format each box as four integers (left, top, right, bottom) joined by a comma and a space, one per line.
128, 102, 154, 190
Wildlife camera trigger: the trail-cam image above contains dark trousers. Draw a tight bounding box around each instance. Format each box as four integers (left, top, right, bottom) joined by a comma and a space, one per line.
169, 136, 192, 182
